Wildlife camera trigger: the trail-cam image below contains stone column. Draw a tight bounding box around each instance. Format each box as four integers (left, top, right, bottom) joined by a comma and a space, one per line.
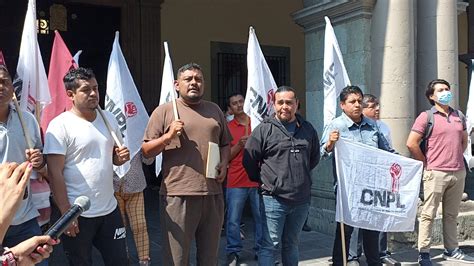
292, 0, 375, 234
417, 0, 459, 112
371, 0, 415, 156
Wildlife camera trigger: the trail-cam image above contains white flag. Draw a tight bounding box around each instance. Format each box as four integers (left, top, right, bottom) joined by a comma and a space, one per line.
106, 32, 149, 177
323, 16, 351, 127
464, 59, 474, 169
155, 42, 178, 176
334, 138, 423, 232
73, 50, 83, 66
244, 26, 277, 130
14, 0, 50, 114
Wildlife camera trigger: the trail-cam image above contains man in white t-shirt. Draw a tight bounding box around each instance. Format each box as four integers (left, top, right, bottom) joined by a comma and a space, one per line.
44, 68, 130, 265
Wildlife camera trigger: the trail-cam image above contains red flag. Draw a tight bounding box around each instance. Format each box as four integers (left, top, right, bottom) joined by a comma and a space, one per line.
41, 31, 77, 133
0, 50, 7, 69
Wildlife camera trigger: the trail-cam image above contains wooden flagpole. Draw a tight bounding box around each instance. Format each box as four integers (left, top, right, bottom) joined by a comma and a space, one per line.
244, 116, 249, 136
12, 92, 33, 149
97, 108, 122, 147
172, 97, 181, 136
335, 141, 347, 266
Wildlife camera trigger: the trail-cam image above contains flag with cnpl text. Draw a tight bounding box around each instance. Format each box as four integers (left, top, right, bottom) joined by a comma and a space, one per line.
106, 32, 149, 177
323, 16, 351, 127
334, 138, 422, 232
244, 26, 277, 130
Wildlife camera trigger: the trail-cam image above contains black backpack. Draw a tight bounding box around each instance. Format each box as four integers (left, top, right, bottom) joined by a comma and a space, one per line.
419, 109, 466, 155
418, 109, 466, 201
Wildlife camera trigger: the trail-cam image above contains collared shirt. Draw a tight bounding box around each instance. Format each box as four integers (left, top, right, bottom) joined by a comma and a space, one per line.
320, 112, 393, 159
377, 120, 392, 147
411, 106, 466, 171
0, 104, 41, 225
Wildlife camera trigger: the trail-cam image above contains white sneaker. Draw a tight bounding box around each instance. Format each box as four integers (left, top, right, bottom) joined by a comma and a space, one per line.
442, 248, 474, 264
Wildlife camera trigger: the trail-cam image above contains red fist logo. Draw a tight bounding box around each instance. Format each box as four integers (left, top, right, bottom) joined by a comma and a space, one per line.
124, 102, 137, 118
390, 163, 402, 192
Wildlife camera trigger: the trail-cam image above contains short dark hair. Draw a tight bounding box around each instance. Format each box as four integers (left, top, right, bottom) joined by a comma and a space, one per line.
227, 92, 243, 107
177, 63, 202, 79
63, 67, 95, 91
275, 86, 298, 100
339, 85, 363, 102
425, 79, 450, 106
0, 66, 10, 78
362, 93, 378, 108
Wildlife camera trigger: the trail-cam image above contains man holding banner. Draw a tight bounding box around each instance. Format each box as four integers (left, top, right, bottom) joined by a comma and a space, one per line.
45, 68, 130, 265
243, 86, 320, 266
0, 66, 47, 263
142, 63, 231, 265
406, 79, 474, 265
321, 86, 393, 266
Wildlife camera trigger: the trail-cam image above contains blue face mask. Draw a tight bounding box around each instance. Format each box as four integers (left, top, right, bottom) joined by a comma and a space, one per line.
436, 90, 452, 105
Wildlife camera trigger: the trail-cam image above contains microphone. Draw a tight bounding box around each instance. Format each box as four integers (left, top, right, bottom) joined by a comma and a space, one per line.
46, 196, 91, 239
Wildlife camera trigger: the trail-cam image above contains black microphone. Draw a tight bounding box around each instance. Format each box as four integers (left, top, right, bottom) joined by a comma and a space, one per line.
46, 196, 91, 239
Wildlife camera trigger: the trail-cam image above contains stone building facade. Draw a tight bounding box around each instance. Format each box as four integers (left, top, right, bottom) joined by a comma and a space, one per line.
292, 0, 470, 234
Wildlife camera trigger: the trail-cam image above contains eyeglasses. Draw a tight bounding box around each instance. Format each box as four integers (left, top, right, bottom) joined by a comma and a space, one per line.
365, 104, 379, 109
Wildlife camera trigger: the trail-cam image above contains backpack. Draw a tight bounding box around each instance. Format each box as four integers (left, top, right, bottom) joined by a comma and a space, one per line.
419, 109, 466, 155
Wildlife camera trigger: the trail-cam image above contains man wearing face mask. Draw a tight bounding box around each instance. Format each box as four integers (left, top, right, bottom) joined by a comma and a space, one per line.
406, 79, 473, 265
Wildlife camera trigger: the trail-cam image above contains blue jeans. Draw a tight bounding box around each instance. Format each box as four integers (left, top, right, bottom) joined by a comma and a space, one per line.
4, 218, 47, 266
226, 187, 262, 255
258, 195, 309, 266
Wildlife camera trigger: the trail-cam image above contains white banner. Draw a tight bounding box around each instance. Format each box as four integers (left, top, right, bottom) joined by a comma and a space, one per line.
334, 138, 423, 232
465, 59, 474, 168
323, 16, 351, 127
14, 0, 50, 114
106, 32, 149, 177
155, 42, 178, 176
244, 26, 277, 130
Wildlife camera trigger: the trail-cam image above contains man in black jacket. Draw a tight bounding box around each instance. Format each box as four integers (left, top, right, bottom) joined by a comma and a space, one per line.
243, 86, 320, 266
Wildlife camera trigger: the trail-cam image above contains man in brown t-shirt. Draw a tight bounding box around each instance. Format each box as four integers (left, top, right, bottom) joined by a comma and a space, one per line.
142, 63, 231, 265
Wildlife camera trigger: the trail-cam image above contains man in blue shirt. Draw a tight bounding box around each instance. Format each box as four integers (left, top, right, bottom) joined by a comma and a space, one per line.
320, 86, 393, 266
0, 66, 47, 263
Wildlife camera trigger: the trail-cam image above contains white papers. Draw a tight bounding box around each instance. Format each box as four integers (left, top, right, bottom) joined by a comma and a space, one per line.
206, 142, 220, 179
